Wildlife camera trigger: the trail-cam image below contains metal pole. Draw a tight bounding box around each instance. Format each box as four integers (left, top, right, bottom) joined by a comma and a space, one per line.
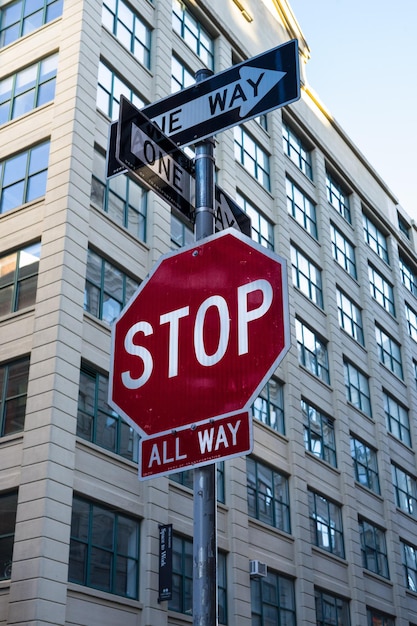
193, 67, 217, 626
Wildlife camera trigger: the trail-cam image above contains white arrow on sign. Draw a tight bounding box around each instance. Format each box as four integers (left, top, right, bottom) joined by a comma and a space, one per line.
153, 66, 286, 137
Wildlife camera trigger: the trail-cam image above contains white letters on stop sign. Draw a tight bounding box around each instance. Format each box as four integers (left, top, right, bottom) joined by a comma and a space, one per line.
121, 278, 273, 389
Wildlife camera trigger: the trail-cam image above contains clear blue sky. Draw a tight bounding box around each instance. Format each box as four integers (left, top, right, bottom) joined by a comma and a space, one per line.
288, 0, 417, 221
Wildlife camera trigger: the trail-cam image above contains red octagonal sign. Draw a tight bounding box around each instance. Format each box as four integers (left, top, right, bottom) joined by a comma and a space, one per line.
109, 229, 290, 477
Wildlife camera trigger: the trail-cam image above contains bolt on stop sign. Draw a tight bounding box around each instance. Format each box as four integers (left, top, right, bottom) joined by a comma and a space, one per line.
109, 229, 290, 477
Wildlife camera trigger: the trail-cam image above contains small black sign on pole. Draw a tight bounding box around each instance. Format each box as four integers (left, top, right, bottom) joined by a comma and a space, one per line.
158, 524, 173, 602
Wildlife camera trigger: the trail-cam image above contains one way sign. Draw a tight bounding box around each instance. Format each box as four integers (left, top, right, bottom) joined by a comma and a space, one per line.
141, 39, 299, 146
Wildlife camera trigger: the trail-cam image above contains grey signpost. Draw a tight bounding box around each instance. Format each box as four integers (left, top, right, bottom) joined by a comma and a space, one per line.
111, 38, 300, 626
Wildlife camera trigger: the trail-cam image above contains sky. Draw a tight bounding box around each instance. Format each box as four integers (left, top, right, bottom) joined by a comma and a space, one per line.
288, 0, 417, 221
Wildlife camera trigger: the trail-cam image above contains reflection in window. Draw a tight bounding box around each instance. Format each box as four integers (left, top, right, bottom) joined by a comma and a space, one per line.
309, 490, 344, 558
0, 357, 30, 436
253, 378, 284, 434
0, 491, 18, 581
247, 457, 290, 532
303, 400, 336, 467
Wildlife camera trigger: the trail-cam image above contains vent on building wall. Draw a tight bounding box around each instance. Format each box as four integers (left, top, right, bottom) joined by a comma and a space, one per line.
249, 560, 267, 579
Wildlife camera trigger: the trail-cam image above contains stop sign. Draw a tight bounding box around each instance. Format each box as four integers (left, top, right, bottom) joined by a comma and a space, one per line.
109, 229, 290, 439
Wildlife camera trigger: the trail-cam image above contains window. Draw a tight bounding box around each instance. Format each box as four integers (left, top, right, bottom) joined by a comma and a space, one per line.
102, 0, 151, 68
286, 178, 317, 239
296, 319, 330, 384
170, 463, 225, 504
247, 457, 290, 532
0, 0, 63, 47
399, 255, 417, 297
375, 325, 403, 379
91, 149, 147, 241
392, 463, 417, 517
384, 391, 411, 446
168, 535, 227, 623
308, 490, 344, 558
0, 491, 17, 580
171, 213, 194, 248
368, 265, 395, 316
330, 225, 356, 278
77, 365, 139, 461
0, 53, 58, 125
350, 436, 380, 493
303, 400, 336, 467
291, 246, 323, 308
363, 213, 389, 263
0, 141, 50, 214
251, 569, 296, 626
337, 289, 364, 345
326, 171, 350, 223
0, 356, 30, 436
69, 496, 140, 598
359, 518, 389, 578
172, 0, 214, 69
171, 55, 194, 92
282, 122, 313, 179
405, 303, 417, 341
96, 61, 144, 120
236, 192, 274, 249
367, 608, 395, 626
344, 360, 371, 417
315, 588, 350, 626
234, 126, 270, 191
0, 242, 41, 316
84, 249, 139, 324
253, 378, 284, 435
398, 213, 410, 239
401, 540, 417, 592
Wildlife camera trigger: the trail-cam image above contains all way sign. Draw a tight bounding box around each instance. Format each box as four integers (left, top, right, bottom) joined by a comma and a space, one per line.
140, 410, 251, 479
141, 39, 300, 146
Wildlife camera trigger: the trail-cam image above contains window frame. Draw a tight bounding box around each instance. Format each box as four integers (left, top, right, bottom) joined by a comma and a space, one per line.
102, 0, 151, 69
172, 0, 214, 69
253, 377, 285, 435
308, 490, 345, 558
236, 191, 274, 249
282, 122, 313, 180
296, 319, 330, 384
234, 126, 270, 191
362, 212, 389, 264
384, 390, 411, 447
326, 171, 351, 223
315, 588, 351, 626
286, 177, 317, 239
359, 517, 389, 579
0, 141, 50, 214
0, 355, 30, 436
0, 0, 63, 48
330, 224, 357, 278
251, 569, 296, 626
350, 435, 380, 494
291, 245, 323, 308
392, 463, 417, 517
84, 248, 139, 324
401, 539, 417, 592
96, 60, 145, 120
247, 457, 291, 533
0, 490, 18, 581
344, 359, 372, 417
91, 149, 147, 241
302, 399, 336, 467
68, 495, 140, 599
375, 325, 403, 379
0, 53, 58, 125
336, 288, 364, 345
368, 264, 395, 316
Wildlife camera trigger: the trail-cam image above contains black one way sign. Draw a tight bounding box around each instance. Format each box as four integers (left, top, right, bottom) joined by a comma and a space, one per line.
141, 39, 299, 146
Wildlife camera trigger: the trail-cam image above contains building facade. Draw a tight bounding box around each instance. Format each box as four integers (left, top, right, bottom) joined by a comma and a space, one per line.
1, 0, 417, 625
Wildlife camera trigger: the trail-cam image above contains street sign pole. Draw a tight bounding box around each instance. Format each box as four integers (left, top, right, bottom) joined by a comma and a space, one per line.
193, 68, 217, 626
